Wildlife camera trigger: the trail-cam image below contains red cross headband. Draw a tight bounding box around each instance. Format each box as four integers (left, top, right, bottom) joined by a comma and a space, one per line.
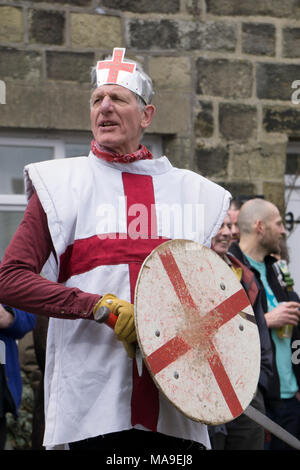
96, 48, 154, 105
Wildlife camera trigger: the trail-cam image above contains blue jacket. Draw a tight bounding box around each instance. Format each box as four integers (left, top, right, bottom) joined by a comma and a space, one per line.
0, 305, 36, 415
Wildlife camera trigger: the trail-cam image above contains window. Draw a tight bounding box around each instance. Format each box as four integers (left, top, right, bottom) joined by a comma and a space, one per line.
0, 134, 91, 259
0, 132, 162, 258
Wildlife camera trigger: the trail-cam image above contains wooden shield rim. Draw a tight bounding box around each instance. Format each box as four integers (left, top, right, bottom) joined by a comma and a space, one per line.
134, 239, 261, 425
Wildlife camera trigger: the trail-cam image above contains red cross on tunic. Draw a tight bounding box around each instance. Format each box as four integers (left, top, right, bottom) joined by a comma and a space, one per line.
97, 48, 135, 84
58, 172, 169, 432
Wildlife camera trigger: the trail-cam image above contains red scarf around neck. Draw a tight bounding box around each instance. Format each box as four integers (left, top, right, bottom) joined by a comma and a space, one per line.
91, 140, 153, 163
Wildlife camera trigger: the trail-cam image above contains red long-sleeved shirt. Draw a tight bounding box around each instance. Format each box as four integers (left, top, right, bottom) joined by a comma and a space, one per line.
0, 192, 101, 319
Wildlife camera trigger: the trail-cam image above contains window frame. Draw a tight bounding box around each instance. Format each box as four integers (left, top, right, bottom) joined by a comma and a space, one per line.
0, 137, 66, 210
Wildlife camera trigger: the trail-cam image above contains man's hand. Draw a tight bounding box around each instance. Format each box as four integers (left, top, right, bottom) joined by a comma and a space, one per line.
93, 294, 136, 357
0, 304, 14, 329
265, 301, 300, 329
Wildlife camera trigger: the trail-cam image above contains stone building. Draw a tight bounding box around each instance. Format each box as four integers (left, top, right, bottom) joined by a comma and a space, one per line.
0, 0, 300, 287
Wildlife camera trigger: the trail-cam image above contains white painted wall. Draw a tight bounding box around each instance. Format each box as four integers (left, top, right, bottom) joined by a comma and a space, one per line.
285, 174, 300, 295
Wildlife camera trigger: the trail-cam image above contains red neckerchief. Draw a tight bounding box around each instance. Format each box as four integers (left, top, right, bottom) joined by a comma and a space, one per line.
91, 140, 153, 163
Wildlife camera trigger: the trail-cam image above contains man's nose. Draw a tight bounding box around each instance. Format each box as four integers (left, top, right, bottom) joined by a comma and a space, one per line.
100, 95, 113, 112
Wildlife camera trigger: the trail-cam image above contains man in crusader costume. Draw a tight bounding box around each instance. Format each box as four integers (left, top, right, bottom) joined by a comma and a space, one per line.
0, 48, 230, 451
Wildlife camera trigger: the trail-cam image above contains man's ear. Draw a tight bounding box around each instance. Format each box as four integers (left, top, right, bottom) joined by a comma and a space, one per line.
255, 219, 264, 235
141, 104, 156, 130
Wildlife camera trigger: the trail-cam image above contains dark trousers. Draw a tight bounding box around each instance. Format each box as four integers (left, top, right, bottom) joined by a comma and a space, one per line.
209, 388, 265, 450
267, 396, 300, 450
69, 429, 206, 452
0, 416, 6, 450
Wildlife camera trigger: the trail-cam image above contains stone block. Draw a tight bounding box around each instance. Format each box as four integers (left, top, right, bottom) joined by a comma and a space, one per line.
0, 6, 23, 43
148, 90, 190, 135
242, 23, 275, 56
256, 63, 300, 101
282, 27, 300, 58
263, 106, 300, 136
31, 0, 91, 4
70, 13, 122, 48
196, 58, 253, 99
206, 0, 300, 19
101, 0, 180, 13
195, 145, 229, 178
0, 81, 91, 130
128, 19, 179, 49
178, 20, 236, 51
230, 140, 287, 180
263, 181, 286, 216
194, 100, 214, 138
148, 56, 191, 90
46, 51, 95, 82
0, 47, 42, 81
185, 0, 203, 16
128, 19, 236, 52
29, 9, 65, 45
216, 181, 256, 198
163, 135, 192, 170
219, 103, 257, 141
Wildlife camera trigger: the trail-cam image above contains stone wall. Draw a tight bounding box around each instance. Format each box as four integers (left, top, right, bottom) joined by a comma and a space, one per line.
1, 0, 300, 211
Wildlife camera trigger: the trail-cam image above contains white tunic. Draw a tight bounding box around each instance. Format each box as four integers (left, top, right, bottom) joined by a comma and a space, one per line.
24, 152, 231, 448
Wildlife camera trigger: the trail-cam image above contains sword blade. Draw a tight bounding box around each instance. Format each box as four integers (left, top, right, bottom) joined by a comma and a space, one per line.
244, 404, 300, 450
136, 346, 143, 376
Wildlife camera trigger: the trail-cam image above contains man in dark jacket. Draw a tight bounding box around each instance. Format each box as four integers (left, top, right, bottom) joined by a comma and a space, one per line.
209, 213, 273, 450
0, 303, 36, 449
229, 198, 300, 450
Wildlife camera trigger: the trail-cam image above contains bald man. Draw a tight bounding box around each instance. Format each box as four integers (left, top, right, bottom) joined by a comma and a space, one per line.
229, 198, 300, 450
209, 214, 272, 450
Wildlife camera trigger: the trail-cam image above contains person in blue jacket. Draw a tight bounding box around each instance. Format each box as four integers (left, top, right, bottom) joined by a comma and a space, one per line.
0, 302, 36, 449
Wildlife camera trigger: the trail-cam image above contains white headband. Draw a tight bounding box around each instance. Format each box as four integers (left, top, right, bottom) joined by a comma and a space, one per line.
96, 48, 153, 105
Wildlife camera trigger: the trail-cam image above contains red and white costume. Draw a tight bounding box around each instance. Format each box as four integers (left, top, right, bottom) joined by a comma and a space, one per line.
23, 151, 230, 447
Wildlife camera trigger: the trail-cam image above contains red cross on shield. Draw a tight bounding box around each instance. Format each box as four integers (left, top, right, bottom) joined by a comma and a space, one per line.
134, 239, 261, 425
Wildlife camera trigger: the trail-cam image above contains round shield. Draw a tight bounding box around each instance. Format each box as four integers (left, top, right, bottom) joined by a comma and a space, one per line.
134, 239, 261, 425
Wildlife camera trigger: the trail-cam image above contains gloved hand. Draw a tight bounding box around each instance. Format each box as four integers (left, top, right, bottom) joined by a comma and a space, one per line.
93, 294, 136, 357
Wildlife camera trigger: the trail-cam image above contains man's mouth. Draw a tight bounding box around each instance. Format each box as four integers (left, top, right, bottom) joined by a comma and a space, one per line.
99, 121, 117, 128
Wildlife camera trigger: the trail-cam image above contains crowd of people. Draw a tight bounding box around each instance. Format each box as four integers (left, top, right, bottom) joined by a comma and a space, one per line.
209, 198, 300, 450
0, 48, 299, 452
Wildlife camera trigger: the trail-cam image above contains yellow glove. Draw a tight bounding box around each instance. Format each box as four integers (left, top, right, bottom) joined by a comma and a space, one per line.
93, 294, 137, 357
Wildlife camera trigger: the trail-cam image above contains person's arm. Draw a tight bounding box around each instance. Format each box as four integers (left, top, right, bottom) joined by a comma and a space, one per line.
0, 304, 36, 340
0, 304, 15, 329
0, 192, 101, 319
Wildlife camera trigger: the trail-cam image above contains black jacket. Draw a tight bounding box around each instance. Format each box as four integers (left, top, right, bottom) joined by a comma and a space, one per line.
229, 241, 300, 407
226, 251, 274, 399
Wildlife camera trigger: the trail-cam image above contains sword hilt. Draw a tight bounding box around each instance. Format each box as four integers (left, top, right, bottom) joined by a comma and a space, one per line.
94, 305, 117, 329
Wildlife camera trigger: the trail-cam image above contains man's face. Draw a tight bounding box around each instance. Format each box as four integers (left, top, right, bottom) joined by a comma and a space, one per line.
228, 209, 240, 241
212, 215, 232, 257
261, 208, 286, 255
90, 85, 150, 155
